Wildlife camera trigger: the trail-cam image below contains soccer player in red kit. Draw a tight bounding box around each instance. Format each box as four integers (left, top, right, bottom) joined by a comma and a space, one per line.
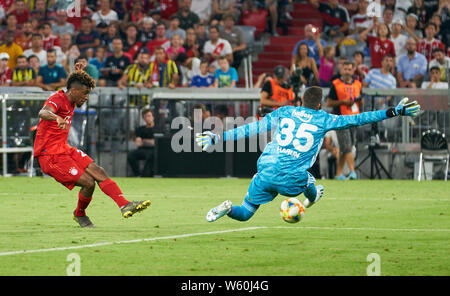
34, 68, 151, 227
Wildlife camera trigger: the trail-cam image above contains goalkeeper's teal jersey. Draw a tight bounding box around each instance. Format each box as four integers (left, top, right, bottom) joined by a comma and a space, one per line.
224, 106, 388, 189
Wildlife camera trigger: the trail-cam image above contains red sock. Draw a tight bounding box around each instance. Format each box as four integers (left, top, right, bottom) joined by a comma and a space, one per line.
99, 178, 129, 208
75, 192, 92, 217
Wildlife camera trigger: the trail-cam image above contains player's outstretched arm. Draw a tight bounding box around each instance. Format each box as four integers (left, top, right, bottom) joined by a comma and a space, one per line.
195, 108, 282, 151
325, 98, 420, 131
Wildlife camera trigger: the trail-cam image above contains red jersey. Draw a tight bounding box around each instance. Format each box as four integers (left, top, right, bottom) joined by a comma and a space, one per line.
0, 0, 14, 10
160, 0, 178, 19
367, 36, 396, 68
67, 7, 93, 30
416, 38, 446, 62
0, 67, 12, 85
34, 90, 74, 157
43, 34, 61, 51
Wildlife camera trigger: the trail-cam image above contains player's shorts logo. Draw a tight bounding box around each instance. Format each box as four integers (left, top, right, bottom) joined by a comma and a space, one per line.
69, 167, 78, 176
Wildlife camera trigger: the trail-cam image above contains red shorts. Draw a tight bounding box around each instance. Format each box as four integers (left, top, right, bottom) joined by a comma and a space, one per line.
38, 147, 94, 190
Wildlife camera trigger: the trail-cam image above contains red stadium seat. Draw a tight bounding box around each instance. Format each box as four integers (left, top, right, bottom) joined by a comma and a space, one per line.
240, 9, 268, 38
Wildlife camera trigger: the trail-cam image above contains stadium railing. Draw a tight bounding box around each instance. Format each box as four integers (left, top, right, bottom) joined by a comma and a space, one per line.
0, 87, 448, 178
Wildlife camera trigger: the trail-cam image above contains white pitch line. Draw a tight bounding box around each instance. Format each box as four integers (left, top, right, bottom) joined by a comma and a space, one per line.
0, 225, 449, 257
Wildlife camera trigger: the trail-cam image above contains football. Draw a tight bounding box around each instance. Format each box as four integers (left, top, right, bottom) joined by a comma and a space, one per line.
280, 198, 305, 223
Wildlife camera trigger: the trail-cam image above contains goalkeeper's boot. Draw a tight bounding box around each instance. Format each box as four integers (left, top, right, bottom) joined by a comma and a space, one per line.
334, 174, 347, 180
303, 185, 324, 208
73, 211, 96, 228
206, 200, 232, 222
121, 200, 152, 218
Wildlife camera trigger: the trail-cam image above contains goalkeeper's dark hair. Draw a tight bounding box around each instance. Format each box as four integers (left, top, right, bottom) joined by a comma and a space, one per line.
302, 86, 323, 110
67, 70, 96, 90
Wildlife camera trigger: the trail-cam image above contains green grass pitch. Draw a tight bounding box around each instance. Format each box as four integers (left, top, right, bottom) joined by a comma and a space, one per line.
0, 177, 449, 276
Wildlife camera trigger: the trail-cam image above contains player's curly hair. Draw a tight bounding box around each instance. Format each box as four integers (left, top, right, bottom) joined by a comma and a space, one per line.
67, 70, 96, 90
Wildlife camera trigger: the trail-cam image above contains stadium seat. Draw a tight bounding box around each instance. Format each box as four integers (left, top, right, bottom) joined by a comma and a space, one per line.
240, 9, 268, 38
235, 25, 256, 50
418, 129, 449, 181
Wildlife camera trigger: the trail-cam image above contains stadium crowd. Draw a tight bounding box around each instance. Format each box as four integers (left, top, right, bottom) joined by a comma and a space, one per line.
0, 0, 447, 92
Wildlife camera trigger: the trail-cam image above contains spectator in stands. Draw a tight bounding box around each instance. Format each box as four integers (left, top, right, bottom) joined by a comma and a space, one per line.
101, 23, 120, 52
76, 17, 101, 55
195, 22, 209, 51
358, 18, 396, 69
310, 0, 350, 45
139, 18, 156, 44
0, 14, 22, 42
190, 59, 215, 87
211, 0, 237, 24
147, 46, 179, 88
184, 28, 201, 58
0, 52, 12, 87
380, 7, 394, 29
30, 0, 57, 25
145, 22, 171, 55
390, 18, 408, 58
352, 50, 368, 82
176, 0, 201, 30
102, 37, 131, 86
59, 33, 72, 59
407, 0, 433, 31
112, 0, 128, 20
397, 38, 428, 88
62, 44, 81, 73
416, 22, 446, 63
191, 0, 212, 24
219, 13, 246, 69
166, 34, 186, 61
349, 0, 373, 35
89, 45, 107, 85
422, 66, 449, 89
67, 0, 93, 31
12, 55, 36, 87
363, 54, 397, 110
290, 43, 319, 87
166, 15, 186, 41
213, 55, 238, 88
203, 25, 233, 71
92, 0, 119, 27
326, 61, 362, 180
175, 52, 201, 87
318, 45, 336, 87
404, 13, 423, 41
430, 13, 446, 46
118, 49, 151, 90
41, 22, 60, 51
10, 0, 29, 25
75, 55, 99, 81
429, 47, 450, 82
259, 65, 294, 115
121, 0, 145, 31
17, 20, 34, 51
0, 30, 24, 70
52, 10, 75, 36
127, 108, 156, 177
291, 24, 325, 67
123, 23, 144, 61
36, 48, 67, 91
27, 55, 40, 75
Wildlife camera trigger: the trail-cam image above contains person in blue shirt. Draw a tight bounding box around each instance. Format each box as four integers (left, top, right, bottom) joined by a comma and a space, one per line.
196, 86, 420, 222
396, 38, 428, 88
36, 48, 67, 91
190, 59, 215, 88
291, 24, 326, 67
213, 56, 238, 88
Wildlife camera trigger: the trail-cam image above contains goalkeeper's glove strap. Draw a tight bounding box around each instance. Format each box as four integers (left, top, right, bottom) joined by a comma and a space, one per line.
386, 108, 397, 118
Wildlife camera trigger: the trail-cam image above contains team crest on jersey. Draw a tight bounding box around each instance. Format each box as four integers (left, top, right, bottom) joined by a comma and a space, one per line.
69, 167, 78, 176
292, 110, 313, 123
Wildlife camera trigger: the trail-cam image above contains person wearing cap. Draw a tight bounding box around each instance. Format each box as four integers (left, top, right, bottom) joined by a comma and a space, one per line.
390, 18, 408, 58
404, 13, 423, 41
0, 52, 12, 86
259, 65, 295, 116
0, 30, 24, 70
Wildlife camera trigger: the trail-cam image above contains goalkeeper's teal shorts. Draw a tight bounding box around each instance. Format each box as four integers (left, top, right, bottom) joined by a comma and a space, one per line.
244, 171, 316, 205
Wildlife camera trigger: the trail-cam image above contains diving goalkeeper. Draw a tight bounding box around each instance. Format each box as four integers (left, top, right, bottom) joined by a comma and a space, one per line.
196, 86, 420, 222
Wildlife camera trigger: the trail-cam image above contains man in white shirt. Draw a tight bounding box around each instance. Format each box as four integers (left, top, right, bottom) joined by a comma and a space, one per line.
203, 25, 233, 70
23, 33, 47, 66
390, 18, 408, 58
92, 0, 118, 26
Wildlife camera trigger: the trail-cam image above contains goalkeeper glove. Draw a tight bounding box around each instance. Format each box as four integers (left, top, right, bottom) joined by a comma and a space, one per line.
195, 131, 220, 151
387, 97, 420, 117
